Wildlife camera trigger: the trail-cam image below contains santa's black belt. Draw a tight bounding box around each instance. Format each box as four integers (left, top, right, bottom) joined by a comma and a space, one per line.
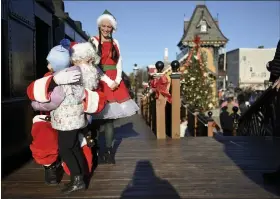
39, 115, 51, 122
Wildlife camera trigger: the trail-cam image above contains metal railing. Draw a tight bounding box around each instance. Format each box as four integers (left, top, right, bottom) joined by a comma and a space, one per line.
238, 87, 280, 136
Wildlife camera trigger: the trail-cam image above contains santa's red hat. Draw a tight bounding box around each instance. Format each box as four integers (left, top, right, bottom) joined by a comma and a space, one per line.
70, 42, 78, 49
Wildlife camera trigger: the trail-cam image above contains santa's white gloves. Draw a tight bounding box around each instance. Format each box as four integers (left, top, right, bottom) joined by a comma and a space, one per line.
53, 68, 81, 85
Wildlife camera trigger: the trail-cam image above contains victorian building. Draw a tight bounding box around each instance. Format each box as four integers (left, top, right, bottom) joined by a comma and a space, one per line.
175, 4, 228, 80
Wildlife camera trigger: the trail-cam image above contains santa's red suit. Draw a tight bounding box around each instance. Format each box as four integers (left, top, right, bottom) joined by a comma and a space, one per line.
27, 71, 106, 176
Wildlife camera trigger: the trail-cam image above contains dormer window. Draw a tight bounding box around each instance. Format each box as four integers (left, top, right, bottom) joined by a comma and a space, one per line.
200, 20, 207, 32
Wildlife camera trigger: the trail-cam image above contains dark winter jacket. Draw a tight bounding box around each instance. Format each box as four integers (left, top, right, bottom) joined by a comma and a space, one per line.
239, 103, 248, 116
220, 107, 233, 132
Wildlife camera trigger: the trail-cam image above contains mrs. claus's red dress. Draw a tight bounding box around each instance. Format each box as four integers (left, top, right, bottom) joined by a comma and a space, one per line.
91, 36, 139, 119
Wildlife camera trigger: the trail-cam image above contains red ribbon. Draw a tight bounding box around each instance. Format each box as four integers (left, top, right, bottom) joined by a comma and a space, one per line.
180, 51, 193, 72
182, 49, 204, 71
194, 35, 201, 50
150, 75, 172, 103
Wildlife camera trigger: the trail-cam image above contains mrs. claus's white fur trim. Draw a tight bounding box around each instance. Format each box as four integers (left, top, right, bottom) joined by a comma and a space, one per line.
83, 88, 100, 114
97, 14, 117, 30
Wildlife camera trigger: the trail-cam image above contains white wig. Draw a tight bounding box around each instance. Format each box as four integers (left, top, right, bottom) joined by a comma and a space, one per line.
71, 42, 100, 65
97, 15, 117, 31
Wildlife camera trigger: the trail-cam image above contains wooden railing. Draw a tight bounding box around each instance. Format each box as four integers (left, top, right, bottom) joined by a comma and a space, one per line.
140, 60, 216, 139
185, 106, 215, 137
141, 92, 157, 134
141, 65, 280, 139
238, 87, 280, 136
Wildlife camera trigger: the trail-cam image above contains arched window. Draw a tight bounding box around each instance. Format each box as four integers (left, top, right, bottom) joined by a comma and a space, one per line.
200, 20, 207, 32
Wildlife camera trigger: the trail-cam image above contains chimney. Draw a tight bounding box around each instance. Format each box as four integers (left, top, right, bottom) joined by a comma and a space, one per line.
164, 48, 168, 62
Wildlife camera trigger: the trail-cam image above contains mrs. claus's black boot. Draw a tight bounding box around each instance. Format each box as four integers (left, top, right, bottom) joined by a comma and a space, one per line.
44, 160, 62, 185
104, 147, 115, 165
61, 175, 86, 194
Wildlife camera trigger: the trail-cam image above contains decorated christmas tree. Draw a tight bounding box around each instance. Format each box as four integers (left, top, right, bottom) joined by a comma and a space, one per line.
180, 36, 217, 111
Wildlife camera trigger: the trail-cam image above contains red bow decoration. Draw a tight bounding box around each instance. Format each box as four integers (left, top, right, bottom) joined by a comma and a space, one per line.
194, 35, 201, 49
184, 50, 193, 66
150, 75, 172, 103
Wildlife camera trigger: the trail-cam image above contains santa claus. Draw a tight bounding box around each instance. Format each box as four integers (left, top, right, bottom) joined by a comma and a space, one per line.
26, 39, 105, 185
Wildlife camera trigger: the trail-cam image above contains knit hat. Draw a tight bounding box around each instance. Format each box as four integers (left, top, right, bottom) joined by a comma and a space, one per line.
97, 9, 117, 30
46, 44, 70, 72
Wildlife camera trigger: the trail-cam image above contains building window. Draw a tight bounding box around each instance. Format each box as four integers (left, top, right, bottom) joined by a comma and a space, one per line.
218, 56, 224, 71
200, 20, 207, 32
261, 72, 266, 77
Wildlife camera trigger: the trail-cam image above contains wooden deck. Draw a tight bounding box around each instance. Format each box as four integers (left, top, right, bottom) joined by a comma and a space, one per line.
2, 114, 280, 198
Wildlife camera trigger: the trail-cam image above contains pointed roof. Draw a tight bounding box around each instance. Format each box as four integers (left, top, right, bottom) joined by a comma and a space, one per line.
178, 20, 189, 50
178, 5, 228, 48
184, 20, 189, 32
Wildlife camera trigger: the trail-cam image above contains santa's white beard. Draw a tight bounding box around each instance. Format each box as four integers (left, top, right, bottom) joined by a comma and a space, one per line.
79, 63, 99, 91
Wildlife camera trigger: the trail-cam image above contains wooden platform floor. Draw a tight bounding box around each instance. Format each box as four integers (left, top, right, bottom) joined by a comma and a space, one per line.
2, 115, 280, 198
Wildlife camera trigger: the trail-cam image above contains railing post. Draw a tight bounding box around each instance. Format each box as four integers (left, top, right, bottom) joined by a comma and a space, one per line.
147, 93, 150, 125
144, 92, 149, 123
156, 94, 166, 139
140, 98, 144, 118
143, 97, 147, 121
207, 111, 214, 137
146, 96, 149, 123
170, 60, 181, 139
144, 98, 147, 121
194, 105, 200, 137
154, 61, 166, 139
150, 94, 156, 132
133, 64, 139, 108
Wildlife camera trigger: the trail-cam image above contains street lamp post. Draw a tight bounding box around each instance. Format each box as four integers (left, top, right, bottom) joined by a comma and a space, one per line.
133, 63, 139, 105
223, 47, 227, 90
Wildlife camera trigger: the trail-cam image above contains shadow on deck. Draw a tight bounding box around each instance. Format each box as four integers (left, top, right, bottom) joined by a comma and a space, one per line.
2, 114, 280, 198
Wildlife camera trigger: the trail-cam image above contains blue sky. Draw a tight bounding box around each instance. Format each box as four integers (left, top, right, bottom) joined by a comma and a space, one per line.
64, 1, 280, 74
